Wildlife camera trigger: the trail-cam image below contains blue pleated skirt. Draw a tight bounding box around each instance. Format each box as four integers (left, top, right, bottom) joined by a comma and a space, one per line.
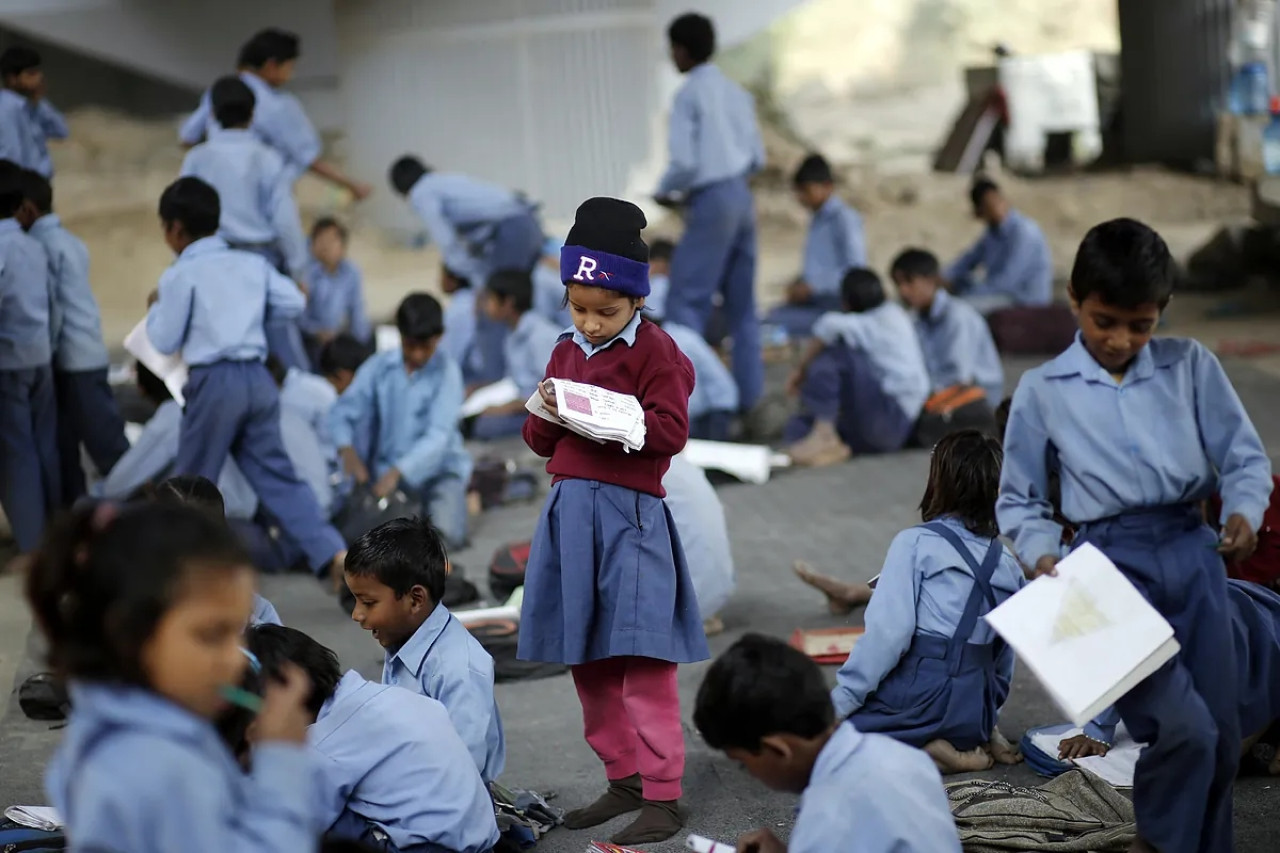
517, 478, 711, 666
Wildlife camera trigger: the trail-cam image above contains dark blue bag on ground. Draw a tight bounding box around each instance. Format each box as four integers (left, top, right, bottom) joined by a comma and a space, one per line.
0, 819, 66, 850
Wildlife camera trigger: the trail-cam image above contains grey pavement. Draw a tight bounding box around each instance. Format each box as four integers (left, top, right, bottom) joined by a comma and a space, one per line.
1, 355, 1279, 851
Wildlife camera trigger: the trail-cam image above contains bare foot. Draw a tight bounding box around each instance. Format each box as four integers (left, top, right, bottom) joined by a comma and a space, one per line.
985, 728, 1024, 765
792, 561, 873, 615
703, 615, 725, 637
924, 739, 994, 774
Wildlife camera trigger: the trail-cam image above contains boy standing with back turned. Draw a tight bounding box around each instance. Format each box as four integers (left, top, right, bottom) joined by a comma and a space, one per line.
998, 218, 1273, 853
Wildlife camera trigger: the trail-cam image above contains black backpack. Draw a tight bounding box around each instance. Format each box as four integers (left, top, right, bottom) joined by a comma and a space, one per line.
467, 620, 565, 683
0, 820, 66, 851
18, 674, 70, 724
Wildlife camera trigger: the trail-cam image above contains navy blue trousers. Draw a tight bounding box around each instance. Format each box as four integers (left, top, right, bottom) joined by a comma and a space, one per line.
173, 361, 344, 572
54, 367, 130, 503
1078, 506, 1238, 853
784, 342, 915, 454
0, 366, 60, 552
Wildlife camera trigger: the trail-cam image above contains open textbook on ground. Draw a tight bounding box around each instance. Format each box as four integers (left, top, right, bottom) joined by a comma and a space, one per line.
124, 319, 188, 406
984, 543, 1180, 726
525, 379, 646, 451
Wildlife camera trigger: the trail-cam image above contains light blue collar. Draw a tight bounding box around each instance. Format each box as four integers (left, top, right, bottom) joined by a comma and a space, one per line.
566, 309, 642, 358
387, 604, 453, 677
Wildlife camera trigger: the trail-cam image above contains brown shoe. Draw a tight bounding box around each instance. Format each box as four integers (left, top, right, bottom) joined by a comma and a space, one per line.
610, 799, 685, 846
788, 420, 851, 467
563, 774, 643, 830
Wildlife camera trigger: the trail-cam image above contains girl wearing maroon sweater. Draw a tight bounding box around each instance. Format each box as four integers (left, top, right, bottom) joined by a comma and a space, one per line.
518, 198, 709, 845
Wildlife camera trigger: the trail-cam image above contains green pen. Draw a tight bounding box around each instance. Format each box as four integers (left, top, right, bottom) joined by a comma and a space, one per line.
219, 684, 263, 714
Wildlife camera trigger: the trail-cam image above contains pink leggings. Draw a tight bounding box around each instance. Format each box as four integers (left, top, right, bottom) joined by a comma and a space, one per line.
571, 656, 685, 801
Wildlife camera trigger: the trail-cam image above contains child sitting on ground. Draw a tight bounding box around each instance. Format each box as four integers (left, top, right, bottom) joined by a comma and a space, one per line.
299, 217, 371, 367
247, 624, 500, 853
832, 429, 1025, 773
694, 634, 960, 853
343, 516, 506, 784
785, 267, 930, 466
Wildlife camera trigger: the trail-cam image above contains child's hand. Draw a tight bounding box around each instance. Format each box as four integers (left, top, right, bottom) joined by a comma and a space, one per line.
538, 380, 560, 419
1058, 734, 1110, 760
146, 289, 160, 308
341, 447, 369, 484
785, 368, 805, 398
1218, 513, 1258, 563
350, 181, 373, 201
1028, 554, 1059, 580
372, 467, 401, 499
736, 828, 786, 853
254, 663, 311, 745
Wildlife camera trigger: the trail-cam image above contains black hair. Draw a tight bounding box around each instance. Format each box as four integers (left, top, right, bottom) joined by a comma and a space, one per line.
994, 396, 1012, 443
668, 13, 716, 64
25, 502, 251, 684
969, 178, 1000, 212
1070, 217, 1176, 309
246, 624, 342, 717
18, 168, 52, 214
264, 354, 288, 387
792, 154, 833, 187
389, 156, 430, 196
0, 46, 40, 78
395, 292, 445, 341
237, 28, 301, 69
840, 267, 886, 313
150, 475, 227, 520
0, 159, 23, 218
918, 429, 1003, 538
311, 216, 348, 243
215, 655, 262, 766
648, 238, 675, 263
694, 633, 834, 752
318, 333, 372, 377
485, 269, 534, 314
210, 75, 256, 128
344, 516, 448, 604
158, 177, 220, 240
890, 247, 940, 281
135, 362, 173, 406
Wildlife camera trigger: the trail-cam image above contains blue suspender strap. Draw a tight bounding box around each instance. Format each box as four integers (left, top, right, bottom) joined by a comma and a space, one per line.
920, 522, 1004, 676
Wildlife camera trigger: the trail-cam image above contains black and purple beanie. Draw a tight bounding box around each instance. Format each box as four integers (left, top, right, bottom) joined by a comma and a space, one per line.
560, 197, 650, 298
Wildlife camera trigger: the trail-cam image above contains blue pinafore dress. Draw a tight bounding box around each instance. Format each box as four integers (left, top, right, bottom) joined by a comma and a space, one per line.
850, 522, 1009, 752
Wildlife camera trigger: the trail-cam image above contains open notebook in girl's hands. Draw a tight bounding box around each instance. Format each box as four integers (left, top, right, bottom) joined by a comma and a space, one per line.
984, 543, 1180, 726
525, 379, 647, 451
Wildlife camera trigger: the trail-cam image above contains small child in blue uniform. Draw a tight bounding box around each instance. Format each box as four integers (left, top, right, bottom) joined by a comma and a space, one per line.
520, 197, 707, 845
833, 429, 1025, 773
146, 176, 348, 584
945, 179, 1052, 315
247, 625, 501, 853
0, 48, 67, 176
695, 634, 961, 853
343, 516, 506, 785
18, 168, 130, 503
27, 500, 317, 852
299, 218, 371, 366
998, 218, 1273, 853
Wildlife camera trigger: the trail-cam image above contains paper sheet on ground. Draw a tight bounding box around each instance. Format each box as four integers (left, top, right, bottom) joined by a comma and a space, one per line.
124, 319, 187, 406
984, 543, 1179, 726
4, 805, 63, 830
375, 325, 401, 352
682, 439, 791, 484
525, 379, 645, 451
461, 377, 520, 419
1028, 723, 1143, 789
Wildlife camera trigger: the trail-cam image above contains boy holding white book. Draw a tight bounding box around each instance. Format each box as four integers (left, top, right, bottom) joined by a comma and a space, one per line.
998, 218, 1273, 853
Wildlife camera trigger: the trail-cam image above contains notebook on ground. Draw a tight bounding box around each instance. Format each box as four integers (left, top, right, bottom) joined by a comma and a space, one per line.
984, 543, 1179, 726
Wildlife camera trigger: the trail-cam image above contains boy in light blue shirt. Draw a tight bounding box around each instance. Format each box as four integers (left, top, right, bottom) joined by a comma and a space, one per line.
299, 218, 371, 366
694, 635, 960, 853
18, 169, 130, 503
330, 293, 473, 548
532, 237, 572, 327
344, 517, 506, 785
946, 179, 1052, 315
1, 48, 67, 177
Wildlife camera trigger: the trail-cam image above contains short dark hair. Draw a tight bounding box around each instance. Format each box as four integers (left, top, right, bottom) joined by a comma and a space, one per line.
26, 502, 250, 684
318, 333, 372, 377
485, 269, 534, 314
311, 216, 348, 243
395, 292, 445, 341
694, 634, 834, 752
994, 396, 1012, 443
919, 429, 1003, 538
0, 160, 23, 218
135, 362, 172, 406
237, 29, 301, 69
668, 13, 716, 64
890, 247, 940, 281
0, 47, 40, 78
264, 354, 288, 387
211, 75, 256, 128
389, 156, 429, 196
18, 168, 52, 214
840, 267, 886, 313
1070, 217, 1176, 309
648, 238, 676, 263
246, 624, 342, 717
792, 154, 833, 187
970, 178, 1000, 212
158, 177, 220, 239
150, 475, 227, 520
344, 516, 449, 603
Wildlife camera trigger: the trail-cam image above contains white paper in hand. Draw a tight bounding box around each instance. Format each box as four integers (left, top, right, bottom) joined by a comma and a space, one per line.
124, 319, 188, 406
524, 386, 605, 444
984, 543, 1179, 726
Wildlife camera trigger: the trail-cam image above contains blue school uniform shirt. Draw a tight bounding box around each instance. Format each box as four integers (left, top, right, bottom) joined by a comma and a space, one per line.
281, 367, 339, 453
656, 63, 765, 196
46, 683, 316, 853
28, 99, 69, 178
310, 671, 500, 853
914, 288, 1004, 403
329, 348, 471, 488
504, 310, 562, 398
790, 722, 961, 853
441, 287, 477, 371
407, 173, 528, 283
663, 455, 735, 616
812, 303, 931, 421
179, 71, 322, 182
831, 517, 1024, 718
146, 236, 305, 366
28, 213, 110, 372
280, 406, 335, 516
945, 209, 1052, 307
804, 196, 867, 297
0, 90, 41, 171
998, 335, 1274, 565
299, 258, 371, 342
382, 604, 506, 784
0, 217, 53, 371
251, 593, 283, 627
665, 321, 739, 417
180, 129, 309, 276
532, 262, 570, 326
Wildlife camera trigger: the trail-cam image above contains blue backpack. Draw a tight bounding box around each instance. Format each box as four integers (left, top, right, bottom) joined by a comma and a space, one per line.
0, 820, 65, 851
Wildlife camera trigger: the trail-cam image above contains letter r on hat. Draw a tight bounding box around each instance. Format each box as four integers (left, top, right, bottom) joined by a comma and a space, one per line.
574, 255, 598, 282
